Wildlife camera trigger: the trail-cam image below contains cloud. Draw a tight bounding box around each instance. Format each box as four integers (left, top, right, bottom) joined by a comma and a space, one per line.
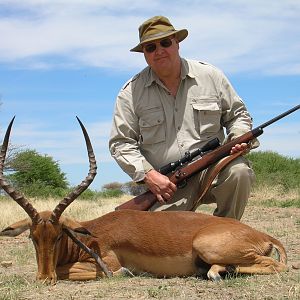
5, 118, 112, 166
0, 1, 299, 74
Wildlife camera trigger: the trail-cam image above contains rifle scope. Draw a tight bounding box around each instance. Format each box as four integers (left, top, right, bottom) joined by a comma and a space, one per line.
159, 138, 220, 175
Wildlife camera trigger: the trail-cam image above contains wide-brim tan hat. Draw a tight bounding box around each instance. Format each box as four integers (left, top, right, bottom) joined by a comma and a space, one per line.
130, 16, 188, 53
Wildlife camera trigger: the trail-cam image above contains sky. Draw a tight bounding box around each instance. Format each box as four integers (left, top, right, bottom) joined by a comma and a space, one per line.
0, 0, 299, 190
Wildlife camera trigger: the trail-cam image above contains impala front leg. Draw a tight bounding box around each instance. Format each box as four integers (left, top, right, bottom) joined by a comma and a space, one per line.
56, 261, 105, 281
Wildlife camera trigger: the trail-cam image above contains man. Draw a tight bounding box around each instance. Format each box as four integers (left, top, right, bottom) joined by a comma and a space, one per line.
109, 16, 256, 220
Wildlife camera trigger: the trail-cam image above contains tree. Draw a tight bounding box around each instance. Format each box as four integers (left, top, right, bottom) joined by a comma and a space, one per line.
2, 143, 22, 172
121, 181, 148, 196
102, 182, 123, 191
7, 149, 68, 197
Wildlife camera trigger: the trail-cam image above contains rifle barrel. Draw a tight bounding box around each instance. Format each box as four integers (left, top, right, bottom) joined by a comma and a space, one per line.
258, 104, 300, 130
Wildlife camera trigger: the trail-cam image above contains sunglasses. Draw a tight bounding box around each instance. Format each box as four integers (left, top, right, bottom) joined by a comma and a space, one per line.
143, 38, 174, 53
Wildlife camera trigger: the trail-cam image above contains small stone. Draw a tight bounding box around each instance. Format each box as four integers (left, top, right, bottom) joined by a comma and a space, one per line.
1, 261, 13, 268
292, 262, 300, 269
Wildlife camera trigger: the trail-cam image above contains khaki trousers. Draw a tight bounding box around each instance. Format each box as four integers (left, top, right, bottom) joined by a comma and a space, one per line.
150, 156, 255, 220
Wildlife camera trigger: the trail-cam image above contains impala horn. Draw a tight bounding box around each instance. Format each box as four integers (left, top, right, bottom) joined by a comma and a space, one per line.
50, 117, 97, 223
0, 117, 41, 224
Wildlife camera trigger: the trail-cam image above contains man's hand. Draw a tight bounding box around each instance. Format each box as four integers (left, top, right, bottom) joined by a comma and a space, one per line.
144, 169, 177, 203
230, 143, 249, 155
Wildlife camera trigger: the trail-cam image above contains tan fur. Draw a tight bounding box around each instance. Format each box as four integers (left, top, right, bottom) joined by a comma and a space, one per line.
1, 209, 288, 283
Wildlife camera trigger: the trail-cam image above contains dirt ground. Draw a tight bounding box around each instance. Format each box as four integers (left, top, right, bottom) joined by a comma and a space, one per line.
0, 203, 299, 300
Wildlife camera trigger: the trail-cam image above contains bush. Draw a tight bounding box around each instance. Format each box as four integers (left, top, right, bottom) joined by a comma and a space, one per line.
77, 188, 124, 200
246, 151, 300, 190
101, 181, 124, 198
9, 150, 68, 189
100, 189, 124, 198
6, 149, 68, 198
102, 182, 123, 190
121, 181, 148, 196
75, 188, 99, 200
18, 182, 67, 198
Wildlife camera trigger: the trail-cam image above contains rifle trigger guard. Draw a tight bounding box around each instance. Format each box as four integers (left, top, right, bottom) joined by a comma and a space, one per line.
177, 180, 187, 189
175, 170, 186, 179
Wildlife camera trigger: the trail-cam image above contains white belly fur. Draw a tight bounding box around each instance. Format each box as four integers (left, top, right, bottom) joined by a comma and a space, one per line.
117, 250, 197, 277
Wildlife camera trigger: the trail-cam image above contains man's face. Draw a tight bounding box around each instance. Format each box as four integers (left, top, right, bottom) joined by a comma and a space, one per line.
142, 36, 180, 76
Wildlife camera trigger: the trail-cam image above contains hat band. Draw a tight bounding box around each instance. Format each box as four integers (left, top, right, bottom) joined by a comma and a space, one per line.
140, 30, 175, 43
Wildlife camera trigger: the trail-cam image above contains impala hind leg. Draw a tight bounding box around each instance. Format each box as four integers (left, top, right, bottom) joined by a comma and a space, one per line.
206, 256, 288, 282
207, 264, 228, 281
235, 256, 288, 275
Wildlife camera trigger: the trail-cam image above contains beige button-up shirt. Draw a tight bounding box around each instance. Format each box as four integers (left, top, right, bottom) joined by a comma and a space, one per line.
109, 58, 253, 182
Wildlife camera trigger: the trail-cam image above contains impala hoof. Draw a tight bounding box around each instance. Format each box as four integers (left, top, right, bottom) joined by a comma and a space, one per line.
120, 267, 135, 277
207, 271, 222, 282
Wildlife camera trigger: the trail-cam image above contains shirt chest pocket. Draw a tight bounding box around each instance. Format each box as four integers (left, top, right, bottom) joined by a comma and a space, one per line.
191, 100, 221, 136
139, 108, 166, 145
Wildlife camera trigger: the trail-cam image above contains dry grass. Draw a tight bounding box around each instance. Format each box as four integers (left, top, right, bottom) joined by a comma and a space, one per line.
250, 185, 299, 203
0, 191, 299, 300
0, 194, 132, 229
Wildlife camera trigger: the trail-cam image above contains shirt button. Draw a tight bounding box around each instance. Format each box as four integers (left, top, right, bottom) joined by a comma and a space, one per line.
177, 126, 180, 130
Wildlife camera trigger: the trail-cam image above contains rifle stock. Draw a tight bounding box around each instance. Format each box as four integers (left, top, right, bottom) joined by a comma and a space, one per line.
115, 190, 157, 211
115, 104, 300, 211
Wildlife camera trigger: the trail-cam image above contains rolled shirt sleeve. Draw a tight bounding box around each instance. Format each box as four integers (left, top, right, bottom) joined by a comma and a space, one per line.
219, 72, 252, 140
109, 81, 154, 182
217, 72, 259, 147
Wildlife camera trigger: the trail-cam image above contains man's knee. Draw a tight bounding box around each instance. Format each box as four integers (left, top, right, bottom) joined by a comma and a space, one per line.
227, 160, 255, 186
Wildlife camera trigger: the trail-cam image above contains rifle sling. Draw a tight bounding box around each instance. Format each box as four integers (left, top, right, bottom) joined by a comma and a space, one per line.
190, 150, 246, 211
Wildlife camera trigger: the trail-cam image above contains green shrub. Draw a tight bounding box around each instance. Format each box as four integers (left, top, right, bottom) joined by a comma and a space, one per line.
77, 188, 99, 200
262, 198, 300, 208
17, 181, 67, 198
76, 188, 124, 200
100, 189, 124, 198
8, 150, 68, 189
6, 149, 68, 198
246, 151, 300, 190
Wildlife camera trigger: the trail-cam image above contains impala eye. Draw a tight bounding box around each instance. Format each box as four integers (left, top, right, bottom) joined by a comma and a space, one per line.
57, 233, 63, 242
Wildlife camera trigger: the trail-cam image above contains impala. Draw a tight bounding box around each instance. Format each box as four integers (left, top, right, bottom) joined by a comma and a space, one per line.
0, 118, 288, 284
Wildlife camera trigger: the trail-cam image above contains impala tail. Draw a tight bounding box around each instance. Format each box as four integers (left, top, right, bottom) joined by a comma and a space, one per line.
269, 237, 288, 265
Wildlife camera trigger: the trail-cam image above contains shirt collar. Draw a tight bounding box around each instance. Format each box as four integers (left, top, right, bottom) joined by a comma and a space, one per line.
145, 67, 157, 87
181, 58, 196, 80
145, 58, 196, 87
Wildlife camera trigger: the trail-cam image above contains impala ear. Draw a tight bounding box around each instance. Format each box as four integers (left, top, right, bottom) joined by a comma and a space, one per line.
60, 216, 93, 237
70, 226, 93, 237
0, 218, 32, 237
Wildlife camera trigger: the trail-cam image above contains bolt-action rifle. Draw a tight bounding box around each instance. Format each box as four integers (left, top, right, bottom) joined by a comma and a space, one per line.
115, 104, 300, 211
